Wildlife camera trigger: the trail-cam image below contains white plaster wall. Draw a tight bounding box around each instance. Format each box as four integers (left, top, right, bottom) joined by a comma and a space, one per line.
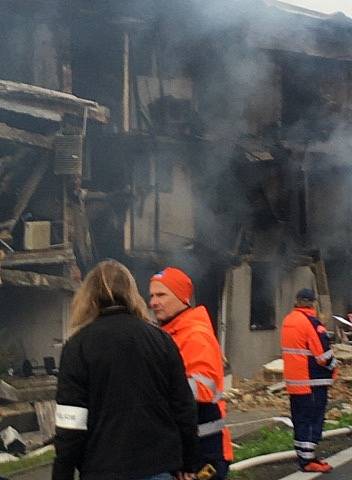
225, 263, 317, 378
277, 266, 317, 324
159, 160, 194, 248
128, 157, 194, 251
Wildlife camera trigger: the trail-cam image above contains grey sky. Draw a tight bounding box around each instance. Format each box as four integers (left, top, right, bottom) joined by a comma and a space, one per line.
284, 0, 352, 17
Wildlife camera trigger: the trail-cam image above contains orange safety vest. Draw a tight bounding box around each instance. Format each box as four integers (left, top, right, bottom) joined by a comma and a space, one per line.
162, 306, 233, 462
281, 307, 337, 395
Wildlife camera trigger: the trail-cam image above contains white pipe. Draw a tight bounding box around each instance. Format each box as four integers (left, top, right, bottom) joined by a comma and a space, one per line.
230, 450, 296, 471
322, 427, 352, 438
229, 426, 352, 472
227, 416, 293, 429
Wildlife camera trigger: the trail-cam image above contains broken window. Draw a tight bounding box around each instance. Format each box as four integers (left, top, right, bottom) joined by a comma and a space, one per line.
250, 262, 276, 330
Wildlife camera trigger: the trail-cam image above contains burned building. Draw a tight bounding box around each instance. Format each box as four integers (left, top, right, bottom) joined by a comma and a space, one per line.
0, 0, 352, 379
187, 0, 352, 376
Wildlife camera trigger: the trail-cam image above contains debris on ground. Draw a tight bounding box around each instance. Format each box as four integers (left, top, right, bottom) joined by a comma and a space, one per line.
0, 375, 57, 457
263, 359, 283, 382
0, 426, 26, 456
224, 350, 352, 416
333, 343, 352, 363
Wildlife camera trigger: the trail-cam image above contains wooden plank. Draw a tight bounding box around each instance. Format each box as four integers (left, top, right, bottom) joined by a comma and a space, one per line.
6, 158, 48, 234
0, 268, 78, 292
313, 259, 330, 295
0, 98, 62, 122
312, 259, 332, 327
0, 247, 75, 267
0, 380, 19, 402
0, 79, 98, 107
0, 79, 110, 124
34, 400, 56, 443
0, 122, 53, 149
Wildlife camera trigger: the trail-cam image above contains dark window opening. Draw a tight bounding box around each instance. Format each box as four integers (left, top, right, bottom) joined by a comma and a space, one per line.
250, 262, 275, 330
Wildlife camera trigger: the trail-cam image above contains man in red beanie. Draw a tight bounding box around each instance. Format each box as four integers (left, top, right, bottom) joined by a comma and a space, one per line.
150, 267, 233, 480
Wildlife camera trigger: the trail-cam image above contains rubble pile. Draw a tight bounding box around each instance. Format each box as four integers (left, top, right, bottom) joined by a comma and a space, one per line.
224, 346, 352, 417
0, 375, 57, 455
224, 378, 290, 414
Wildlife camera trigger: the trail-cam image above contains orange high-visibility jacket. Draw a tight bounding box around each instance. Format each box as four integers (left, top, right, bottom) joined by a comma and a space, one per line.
281, 307, 337, 395
162, 306, 233, 462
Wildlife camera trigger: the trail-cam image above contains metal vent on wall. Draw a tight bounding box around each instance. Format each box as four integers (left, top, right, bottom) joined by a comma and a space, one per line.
54, 134, 83, 175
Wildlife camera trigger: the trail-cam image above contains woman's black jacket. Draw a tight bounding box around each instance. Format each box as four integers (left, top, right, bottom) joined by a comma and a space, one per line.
52, 307, 199, 480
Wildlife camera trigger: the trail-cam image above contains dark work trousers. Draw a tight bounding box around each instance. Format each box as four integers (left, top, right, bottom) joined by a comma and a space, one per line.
290, 386, 328, 467
200, 427, 230, 480
204, 459, 229, 480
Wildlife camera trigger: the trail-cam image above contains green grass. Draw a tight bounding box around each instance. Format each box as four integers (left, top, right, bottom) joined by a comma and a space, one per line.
233, 426, 293, 463
0, 449, 55, 476
229, 414, 352, 479
232, 413, 352, 463
322, 413, 352, 430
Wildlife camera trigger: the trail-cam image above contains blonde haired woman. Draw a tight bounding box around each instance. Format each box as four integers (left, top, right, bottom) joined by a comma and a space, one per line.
53, 260, 199, 480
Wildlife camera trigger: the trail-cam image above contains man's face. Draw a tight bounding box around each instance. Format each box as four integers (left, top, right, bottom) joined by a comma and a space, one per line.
149, 281, 186, 323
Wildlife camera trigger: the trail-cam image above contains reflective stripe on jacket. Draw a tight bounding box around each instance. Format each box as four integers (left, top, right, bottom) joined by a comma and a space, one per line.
281, 307, 337, 395
162, 306, 233, 461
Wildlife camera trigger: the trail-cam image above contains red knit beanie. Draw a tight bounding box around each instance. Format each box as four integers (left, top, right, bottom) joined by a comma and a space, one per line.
150, 267, 193, 305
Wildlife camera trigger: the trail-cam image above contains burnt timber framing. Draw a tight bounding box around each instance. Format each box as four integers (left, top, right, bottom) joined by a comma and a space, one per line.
0, 80, 110, 124
0, 247, 75, 268
1, 0, 352, 379
0, 268, 78, 292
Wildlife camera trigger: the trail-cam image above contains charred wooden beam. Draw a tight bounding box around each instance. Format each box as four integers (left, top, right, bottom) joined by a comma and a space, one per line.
0, 268, 78, 292
0, 247, 75, 267
0, 79, 110, 124
12, 157, 48, 224
0, 122, 54, 149
312, 258, 332, 324
0, 156, 48, 235
0, 98, 62, 123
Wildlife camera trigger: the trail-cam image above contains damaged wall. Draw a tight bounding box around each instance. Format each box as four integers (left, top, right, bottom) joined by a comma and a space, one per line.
0, 287, 68, 372
0, 1, 66, 91
125, 147, 195, 252
224, 262, 317, 378
2, 0, 352, 381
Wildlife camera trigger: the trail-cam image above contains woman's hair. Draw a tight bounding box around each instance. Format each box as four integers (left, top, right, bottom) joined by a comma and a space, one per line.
70, 260, 150, 335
